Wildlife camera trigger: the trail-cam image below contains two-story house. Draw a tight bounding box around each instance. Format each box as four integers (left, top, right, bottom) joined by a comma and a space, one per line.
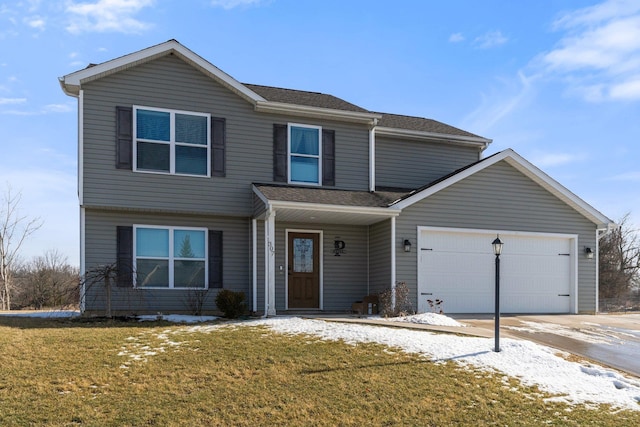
60, 40, 613, 316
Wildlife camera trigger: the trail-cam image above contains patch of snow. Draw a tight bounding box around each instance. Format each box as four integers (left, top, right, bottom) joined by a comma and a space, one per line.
381, 313, 465, 327
220, 317, 640, 411
0, 310, 80, 318
504, 321, 615, 344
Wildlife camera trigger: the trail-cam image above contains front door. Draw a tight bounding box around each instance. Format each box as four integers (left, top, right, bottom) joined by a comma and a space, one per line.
288, 232, 320, 309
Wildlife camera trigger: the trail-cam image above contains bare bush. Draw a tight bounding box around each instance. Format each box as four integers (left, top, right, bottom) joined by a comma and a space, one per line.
378, 281, 414, 317
14, 249, 79, 309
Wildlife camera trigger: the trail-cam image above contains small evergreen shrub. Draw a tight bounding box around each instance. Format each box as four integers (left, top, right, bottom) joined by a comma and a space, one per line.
215, 289, 247, 319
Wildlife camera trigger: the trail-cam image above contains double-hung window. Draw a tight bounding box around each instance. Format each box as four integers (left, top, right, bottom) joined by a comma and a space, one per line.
134, 106, 210, 177
288, 124, 322, 185
134, 226, 207, 289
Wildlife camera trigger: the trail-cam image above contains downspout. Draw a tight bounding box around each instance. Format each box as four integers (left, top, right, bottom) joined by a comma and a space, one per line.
391, 216, 396, 310
369, 118, 378, 192
252, 218, 257, 313
78, 89, 86, 313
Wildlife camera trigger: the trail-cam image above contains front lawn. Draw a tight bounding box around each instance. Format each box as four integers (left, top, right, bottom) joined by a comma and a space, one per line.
0, 316, 638, 426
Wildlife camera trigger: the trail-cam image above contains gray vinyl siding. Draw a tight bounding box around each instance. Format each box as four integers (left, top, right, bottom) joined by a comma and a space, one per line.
368, 220, 391, 295
395, 160, 598, 313
375, 136, 480, 189
82, 54, 370, 217
83, 208, 252, 315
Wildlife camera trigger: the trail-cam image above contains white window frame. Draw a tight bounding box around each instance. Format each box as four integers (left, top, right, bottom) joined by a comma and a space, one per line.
133, 105, 211, 177
133, 225, 209, 289
288, 123, 322, 185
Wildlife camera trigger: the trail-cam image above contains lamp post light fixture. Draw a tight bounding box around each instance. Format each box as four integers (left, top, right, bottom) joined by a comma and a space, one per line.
492, 235, 503, 352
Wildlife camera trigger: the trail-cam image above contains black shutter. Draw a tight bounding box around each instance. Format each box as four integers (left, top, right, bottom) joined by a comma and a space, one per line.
116, 106, 133, 170
273, 124, 288, 182
116, 226, 133, 287
211, 117, 226, 177
322, 129, 335, 186
209, 230, 223, 288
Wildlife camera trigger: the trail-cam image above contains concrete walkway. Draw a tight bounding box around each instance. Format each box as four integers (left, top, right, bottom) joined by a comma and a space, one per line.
307, 313, 640, 377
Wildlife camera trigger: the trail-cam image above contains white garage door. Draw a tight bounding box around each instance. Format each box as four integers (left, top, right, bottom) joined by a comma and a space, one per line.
418, 229, 575, 314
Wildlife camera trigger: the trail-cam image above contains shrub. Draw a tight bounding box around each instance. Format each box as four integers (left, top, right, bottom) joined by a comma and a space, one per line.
215, 289, 247, 319
378, 281, 414, 317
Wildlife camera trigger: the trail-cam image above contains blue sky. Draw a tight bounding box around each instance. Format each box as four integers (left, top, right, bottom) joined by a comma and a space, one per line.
1, 0, 639, 267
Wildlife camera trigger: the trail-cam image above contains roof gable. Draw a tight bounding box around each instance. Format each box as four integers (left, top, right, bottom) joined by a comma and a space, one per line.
60, 40, 488, 138
392, 149, 613, 228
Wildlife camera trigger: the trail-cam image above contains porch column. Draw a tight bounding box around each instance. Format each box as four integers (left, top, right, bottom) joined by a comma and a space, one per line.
390, 216, 397, 310
264, 209, 277, 316
252, 218, 257, 313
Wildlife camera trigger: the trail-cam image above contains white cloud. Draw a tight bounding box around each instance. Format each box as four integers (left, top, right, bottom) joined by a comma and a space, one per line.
473, 30, 508, 49
210, 0, 264, 10
529, 152, 586, 168
448, 32, 464, 43
65, 0, 155, 34
461, 71, 536, 134
0, 97, 27, 105
542, 0, 640, 101
609, 171, 640, 181
25, 15, 45, 30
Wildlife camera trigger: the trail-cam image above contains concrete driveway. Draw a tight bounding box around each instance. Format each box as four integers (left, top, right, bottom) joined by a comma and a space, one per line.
454, 313, 640, 377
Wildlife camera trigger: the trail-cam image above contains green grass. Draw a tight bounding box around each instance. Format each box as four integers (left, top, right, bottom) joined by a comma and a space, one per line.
0, 316, 638, 426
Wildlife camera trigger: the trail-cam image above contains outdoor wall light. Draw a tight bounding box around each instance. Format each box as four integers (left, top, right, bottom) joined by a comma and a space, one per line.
584, 247, 594, 259
404, 239, 412, 252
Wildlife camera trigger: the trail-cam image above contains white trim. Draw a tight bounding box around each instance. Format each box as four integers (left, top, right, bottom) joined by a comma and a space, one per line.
132, 225, 208, 289
285, 229, 324, 311
78, 89, 84, 206
79, 207, 86, 313
392, 149, 614, 228
60, 40, 265, 103
369, 126, 376, 192
255, 101, 381, 124
391, 216, 396, 309
595, 228, 600, 313
252, 219, 257, 313
375, 126, 492, 148
287, 123, 322, 186
417, 226, 579, 314
132, 105, 211, 177
265, 210, 276, 316
268, 200, 400, 217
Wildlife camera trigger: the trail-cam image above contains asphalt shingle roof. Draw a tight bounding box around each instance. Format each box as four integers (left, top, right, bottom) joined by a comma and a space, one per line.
254, 184, 410, 208
245, 84, 369, 113
245, 83, 484, 139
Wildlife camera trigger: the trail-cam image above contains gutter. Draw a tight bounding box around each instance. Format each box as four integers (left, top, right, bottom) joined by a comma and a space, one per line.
375, 126, 492, 149
255, 101, 382, 124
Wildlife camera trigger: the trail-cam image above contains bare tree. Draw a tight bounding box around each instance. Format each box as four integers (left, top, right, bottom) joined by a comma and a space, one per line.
14, 249, 79, 310
599, 213, 640, 300
0, 186, 43, 310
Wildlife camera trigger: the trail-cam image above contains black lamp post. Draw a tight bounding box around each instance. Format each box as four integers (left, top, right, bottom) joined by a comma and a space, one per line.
492, 235, 503, 352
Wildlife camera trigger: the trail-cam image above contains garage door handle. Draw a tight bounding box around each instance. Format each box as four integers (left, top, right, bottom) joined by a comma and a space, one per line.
421, 248, 433, 251
558, 294, 570, 297
421, 293, 433, 296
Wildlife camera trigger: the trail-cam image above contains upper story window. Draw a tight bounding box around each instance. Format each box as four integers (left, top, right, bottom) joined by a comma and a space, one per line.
288, 124, 322, 185
134, 225, 207, 289
134, 106, 210, 177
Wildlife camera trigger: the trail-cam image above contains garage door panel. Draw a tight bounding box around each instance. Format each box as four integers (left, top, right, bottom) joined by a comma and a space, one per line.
418, 229, 573, 314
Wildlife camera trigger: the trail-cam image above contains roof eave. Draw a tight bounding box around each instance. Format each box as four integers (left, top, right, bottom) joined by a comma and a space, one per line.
255, 101, 382, 124
59, 40, 266, 104
392, 149, 614, 228
375, 126, 492, 149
